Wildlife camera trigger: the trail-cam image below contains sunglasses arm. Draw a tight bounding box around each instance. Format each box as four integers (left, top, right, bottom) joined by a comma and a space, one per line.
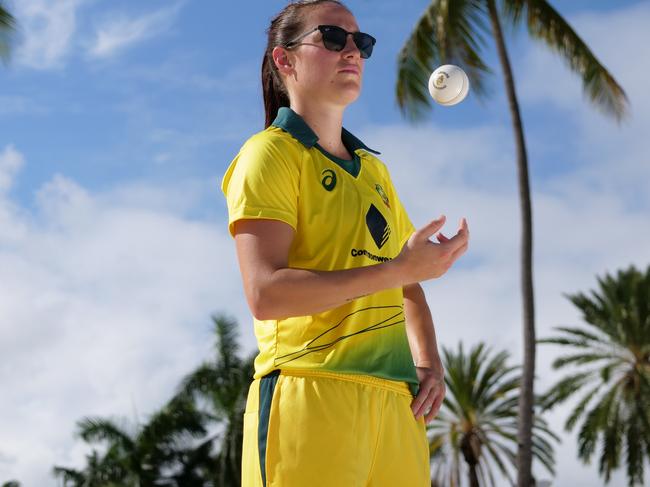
284, 27, 319, 48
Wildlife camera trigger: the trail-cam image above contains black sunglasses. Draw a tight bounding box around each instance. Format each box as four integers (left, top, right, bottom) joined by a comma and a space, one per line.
285, 25, 376, 59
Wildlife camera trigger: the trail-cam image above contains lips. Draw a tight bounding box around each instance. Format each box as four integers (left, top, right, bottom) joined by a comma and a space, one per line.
339, 66, 360, 75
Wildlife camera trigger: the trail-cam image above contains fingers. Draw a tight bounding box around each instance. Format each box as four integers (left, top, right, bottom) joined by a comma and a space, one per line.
411, 381, 446, 423
411, 386, 430, 417
414, 215, 446, 242
450, 241, 468, 262
424, 386, 445, 423
442, 217, 469, 251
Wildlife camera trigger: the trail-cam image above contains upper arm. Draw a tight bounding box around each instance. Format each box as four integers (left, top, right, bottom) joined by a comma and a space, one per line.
222, 135, 301, 317
233, 218, 295, 316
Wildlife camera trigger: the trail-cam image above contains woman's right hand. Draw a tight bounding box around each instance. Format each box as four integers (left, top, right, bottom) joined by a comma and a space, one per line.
393, 215, 469, 285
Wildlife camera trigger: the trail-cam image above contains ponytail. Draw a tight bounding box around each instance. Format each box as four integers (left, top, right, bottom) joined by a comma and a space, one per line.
262, 48, 291, 128
262, 0, 350, 128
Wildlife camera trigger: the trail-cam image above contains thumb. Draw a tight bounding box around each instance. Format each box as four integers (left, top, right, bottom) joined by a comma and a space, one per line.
414, 215, 446, 241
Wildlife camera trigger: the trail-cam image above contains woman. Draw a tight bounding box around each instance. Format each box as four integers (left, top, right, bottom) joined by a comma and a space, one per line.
221, 1, 469, 485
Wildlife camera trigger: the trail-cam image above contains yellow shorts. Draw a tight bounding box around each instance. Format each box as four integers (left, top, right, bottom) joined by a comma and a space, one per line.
242, 368, 430, 486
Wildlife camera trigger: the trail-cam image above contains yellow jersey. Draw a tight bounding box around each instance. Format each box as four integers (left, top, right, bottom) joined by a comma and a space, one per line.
221, 107, 418, 390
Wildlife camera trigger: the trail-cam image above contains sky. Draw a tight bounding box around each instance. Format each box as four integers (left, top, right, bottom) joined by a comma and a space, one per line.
1, 0, 649, 485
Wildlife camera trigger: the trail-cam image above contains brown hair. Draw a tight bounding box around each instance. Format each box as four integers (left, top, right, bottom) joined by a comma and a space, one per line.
262, 0, 350, 128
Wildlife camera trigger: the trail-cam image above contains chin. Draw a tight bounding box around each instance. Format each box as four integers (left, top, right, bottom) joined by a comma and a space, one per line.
332, 87, 361, 106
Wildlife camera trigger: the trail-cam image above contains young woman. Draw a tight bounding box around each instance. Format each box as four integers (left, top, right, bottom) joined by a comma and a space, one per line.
221, 1, 469, 485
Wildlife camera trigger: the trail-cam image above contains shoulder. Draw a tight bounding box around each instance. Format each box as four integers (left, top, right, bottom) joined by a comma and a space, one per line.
221, 127, 303, 195
360, 150, 391, 180
238, 126, 304, 163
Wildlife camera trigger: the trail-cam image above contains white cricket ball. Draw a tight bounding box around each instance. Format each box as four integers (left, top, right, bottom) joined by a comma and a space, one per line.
428, 64, 470, 106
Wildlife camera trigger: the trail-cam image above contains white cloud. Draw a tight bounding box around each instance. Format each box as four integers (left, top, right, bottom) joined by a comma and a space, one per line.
13, 0, 85, 69
0, 145, 255, 485
87, 3, 184, 59
0, 145, 24, 194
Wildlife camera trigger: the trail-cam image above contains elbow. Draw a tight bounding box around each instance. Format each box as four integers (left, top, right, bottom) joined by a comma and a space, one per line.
403, 282, 422, 299
247, 285, 280, 321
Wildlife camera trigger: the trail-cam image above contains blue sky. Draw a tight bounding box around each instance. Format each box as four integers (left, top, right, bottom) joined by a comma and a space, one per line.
1, 0, 649, 485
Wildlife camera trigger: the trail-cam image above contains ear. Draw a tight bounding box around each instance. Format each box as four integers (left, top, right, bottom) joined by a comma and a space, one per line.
272, 46, 294, 75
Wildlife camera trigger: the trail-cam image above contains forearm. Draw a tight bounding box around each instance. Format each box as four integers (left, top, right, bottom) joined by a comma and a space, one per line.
403, 283, 443, 371
254, 260, 404, 320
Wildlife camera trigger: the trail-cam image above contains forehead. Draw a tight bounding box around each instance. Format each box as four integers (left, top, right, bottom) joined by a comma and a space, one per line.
304, 3, 360, 32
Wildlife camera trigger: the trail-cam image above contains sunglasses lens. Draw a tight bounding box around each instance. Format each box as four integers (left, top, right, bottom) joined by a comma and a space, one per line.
321, 26, 347, 51
320, 26, 376, 59
354, 33, 375, 59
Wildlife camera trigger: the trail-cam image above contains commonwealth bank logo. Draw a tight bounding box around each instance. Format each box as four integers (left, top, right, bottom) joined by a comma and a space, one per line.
366, 204, 391, 249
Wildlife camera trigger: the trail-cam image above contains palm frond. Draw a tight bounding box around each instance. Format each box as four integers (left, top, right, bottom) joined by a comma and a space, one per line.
0, 2, 16, 64
625, 417, 645, 486
502, 0, 628, 121
599, 398, 622, 482
139, 396, 207, 449
76, 417, 135, 451
551, 352, 620, 369
577, 385, 619, 461
395, 0, 492, 122
211, 313, 242, 370
539, 369, 596, 410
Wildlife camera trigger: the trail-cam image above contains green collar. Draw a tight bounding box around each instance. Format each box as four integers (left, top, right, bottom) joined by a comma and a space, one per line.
271, 106, 381, 155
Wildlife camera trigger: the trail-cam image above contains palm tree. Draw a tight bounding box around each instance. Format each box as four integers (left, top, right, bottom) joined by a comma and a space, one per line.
171, 313, 256, 486
428, 342, 558, 487
1, 481, 21, 487
53, 395, 212, 486
53, 314, 255, 486
0, 1, 16, 65
396, 3, 628, 484
540, 264, 650, 487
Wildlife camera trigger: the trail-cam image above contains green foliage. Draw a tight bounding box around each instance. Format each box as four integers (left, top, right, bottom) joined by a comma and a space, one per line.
52, 313, 256, 487
428, 342, 558, 486
0, 1, 16, 64
396, 0, 492, 122
395, 0, 628, 122
540, 265, 650, 486
171, 314, 256, 486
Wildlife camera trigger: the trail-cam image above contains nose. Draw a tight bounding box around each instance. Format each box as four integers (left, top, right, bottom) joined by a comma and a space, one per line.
341, 33, 361, 59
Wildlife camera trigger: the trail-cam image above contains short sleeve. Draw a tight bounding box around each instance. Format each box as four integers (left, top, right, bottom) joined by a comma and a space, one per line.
221, 134, 301, 237
382, 166, 415, 250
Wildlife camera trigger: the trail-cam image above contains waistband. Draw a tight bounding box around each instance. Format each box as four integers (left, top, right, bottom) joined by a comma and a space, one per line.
273, 368, 413, 397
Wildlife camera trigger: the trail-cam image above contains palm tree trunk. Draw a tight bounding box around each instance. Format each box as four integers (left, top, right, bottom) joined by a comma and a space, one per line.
468, 464, 480, 487
485, 1, 536, 486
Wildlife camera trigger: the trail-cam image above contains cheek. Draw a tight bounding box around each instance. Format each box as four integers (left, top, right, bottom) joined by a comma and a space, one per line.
300, 51, 339, 81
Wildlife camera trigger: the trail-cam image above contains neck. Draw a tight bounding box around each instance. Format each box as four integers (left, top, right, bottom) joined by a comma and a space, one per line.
289, 101, 351, 160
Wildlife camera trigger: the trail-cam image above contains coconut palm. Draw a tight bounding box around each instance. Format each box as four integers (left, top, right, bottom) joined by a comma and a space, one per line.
52, 395, 212, 486
396, 2, 628, 484
428, 342, 558, 487
0, 1, 16, 64
540, 265, 650, 487
171, 313, 256, 486
53, 314, 255, 486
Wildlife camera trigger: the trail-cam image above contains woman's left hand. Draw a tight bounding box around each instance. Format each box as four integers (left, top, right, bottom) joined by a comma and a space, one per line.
411, 365, 446, 423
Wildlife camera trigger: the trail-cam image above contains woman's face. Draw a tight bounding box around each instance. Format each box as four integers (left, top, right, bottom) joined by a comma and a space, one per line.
274, 4, 366, 109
